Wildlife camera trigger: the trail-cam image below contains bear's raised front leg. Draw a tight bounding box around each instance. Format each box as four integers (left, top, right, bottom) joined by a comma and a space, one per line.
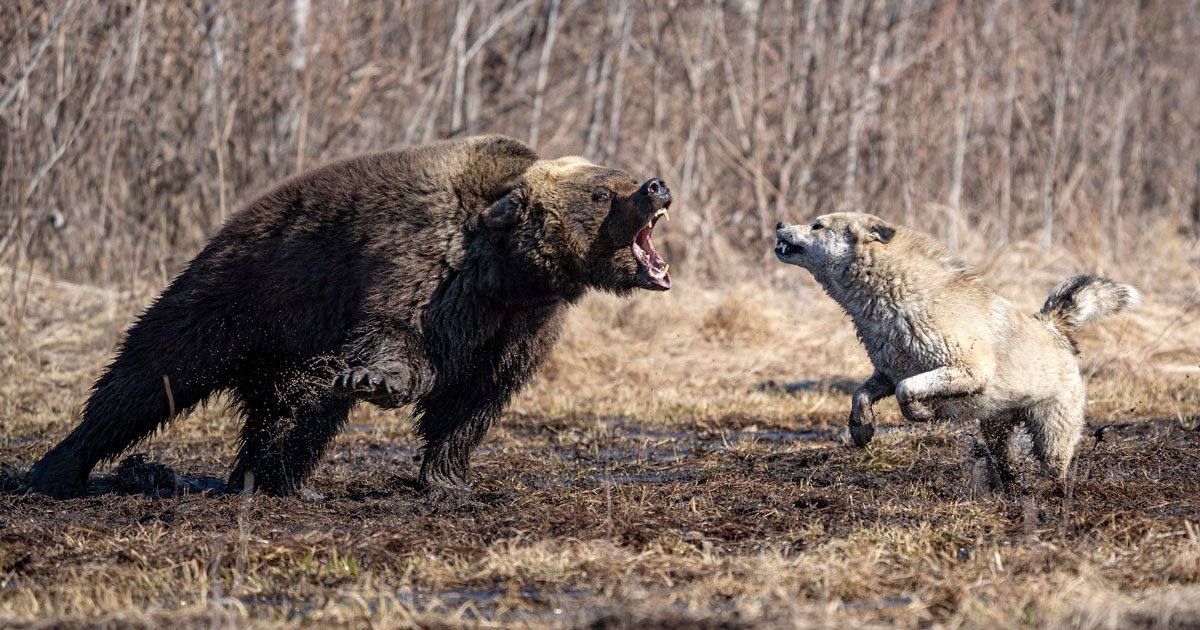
333, 323, 434, 408
333, 361, 429, 408
849, 371, 894, 447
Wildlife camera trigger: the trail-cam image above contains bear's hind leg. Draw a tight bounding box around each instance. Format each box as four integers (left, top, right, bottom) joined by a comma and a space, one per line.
29, 363, 214, 499
229, 383, 352, 496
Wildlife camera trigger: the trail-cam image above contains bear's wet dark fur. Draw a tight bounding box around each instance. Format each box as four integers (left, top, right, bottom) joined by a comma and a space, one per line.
27, 135, 673, 499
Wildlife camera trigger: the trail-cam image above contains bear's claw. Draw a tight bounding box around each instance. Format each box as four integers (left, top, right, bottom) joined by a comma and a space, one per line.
332, 367, 407, 407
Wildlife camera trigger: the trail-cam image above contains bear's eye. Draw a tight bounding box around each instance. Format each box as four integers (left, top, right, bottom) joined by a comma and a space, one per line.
592, 189, 611, 203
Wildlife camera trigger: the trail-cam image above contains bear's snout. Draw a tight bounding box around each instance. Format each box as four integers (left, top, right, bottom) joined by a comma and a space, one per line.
639, 178, 671, 209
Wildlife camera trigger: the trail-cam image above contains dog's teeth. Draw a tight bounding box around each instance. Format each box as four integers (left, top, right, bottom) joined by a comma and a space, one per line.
662, 264, 669, 273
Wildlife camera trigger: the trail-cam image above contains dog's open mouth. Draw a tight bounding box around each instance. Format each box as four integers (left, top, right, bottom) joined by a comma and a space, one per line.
633, 207, 671, 290
775, 239, 803, 257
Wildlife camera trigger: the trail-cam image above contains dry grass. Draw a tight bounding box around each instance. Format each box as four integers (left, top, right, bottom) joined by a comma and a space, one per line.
2, 223, 1198, 627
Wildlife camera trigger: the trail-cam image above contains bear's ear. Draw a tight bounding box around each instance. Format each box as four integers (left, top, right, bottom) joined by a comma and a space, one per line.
483, 190, 525, 230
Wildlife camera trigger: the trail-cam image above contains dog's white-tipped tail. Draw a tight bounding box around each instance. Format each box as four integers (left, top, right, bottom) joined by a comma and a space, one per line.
1039, 275, 1141, 339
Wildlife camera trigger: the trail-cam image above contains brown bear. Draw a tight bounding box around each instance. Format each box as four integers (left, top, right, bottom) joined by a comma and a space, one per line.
27, 135, 673, 499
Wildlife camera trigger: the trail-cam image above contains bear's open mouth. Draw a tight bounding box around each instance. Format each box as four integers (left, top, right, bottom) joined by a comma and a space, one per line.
633, 208, 671, 290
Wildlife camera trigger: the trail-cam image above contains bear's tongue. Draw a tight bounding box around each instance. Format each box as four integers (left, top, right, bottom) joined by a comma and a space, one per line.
632, 215, 670, 290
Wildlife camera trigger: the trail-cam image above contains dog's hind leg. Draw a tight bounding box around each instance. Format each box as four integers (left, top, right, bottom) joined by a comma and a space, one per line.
1026, 394, 1086, 479
979, 414, 1020, 489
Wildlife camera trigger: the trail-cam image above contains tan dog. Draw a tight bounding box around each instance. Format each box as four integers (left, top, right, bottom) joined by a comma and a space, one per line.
774, 212, 1139, 486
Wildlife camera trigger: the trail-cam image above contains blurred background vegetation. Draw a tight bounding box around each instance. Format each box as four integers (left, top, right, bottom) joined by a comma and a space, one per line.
2, 0, 1197, 288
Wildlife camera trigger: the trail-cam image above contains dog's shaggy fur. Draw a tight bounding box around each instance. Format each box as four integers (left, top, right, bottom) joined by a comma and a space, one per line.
28, 135, 674, 500
775, 212, 1139, 486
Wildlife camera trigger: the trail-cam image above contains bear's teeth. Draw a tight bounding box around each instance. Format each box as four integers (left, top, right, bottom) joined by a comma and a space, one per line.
655, 209, 670, 221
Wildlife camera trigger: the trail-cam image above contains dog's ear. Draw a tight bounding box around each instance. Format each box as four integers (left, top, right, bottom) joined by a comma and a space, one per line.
870, 222, 895, 244
482, 186, 527, 230
857, 218, 895, 244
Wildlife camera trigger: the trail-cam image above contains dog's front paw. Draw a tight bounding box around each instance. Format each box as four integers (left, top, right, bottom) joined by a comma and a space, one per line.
849, 422, 876, 448
899, 397, 935, 423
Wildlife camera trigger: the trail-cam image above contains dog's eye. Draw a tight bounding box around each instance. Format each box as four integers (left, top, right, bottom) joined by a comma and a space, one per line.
811, 222, 824, 231
592, 189, 611, 202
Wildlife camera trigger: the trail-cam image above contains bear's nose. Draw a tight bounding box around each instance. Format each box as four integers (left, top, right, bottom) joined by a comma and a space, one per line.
643, 176, 672, 196
639, 178, 671, 206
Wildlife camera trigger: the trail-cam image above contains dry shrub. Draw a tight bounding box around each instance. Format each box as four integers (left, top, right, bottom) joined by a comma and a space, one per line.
699, 286, 774, 344
2, 1, 1198, 289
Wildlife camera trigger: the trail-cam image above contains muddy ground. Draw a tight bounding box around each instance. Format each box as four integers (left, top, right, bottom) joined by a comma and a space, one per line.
2, 407, 1198, 628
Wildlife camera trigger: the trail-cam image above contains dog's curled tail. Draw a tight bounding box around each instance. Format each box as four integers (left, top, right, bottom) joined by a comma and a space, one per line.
1039, 274, 1140, 343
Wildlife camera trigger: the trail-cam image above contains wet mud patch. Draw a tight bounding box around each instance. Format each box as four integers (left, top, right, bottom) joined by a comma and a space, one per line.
101, 454, 228, 497
0, 454, 227, 498
2, 414, 1198, 627
757, 377, 862, 395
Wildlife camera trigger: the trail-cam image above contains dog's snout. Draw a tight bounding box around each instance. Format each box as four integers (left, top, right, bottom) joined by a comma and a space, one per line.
776, 221, 787, 231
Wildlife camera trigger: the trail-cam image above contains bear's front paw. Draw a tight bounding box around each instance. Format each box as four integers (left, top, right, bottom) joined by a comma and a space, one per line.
418, 475, 482, 511
332, 367, 409, 408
